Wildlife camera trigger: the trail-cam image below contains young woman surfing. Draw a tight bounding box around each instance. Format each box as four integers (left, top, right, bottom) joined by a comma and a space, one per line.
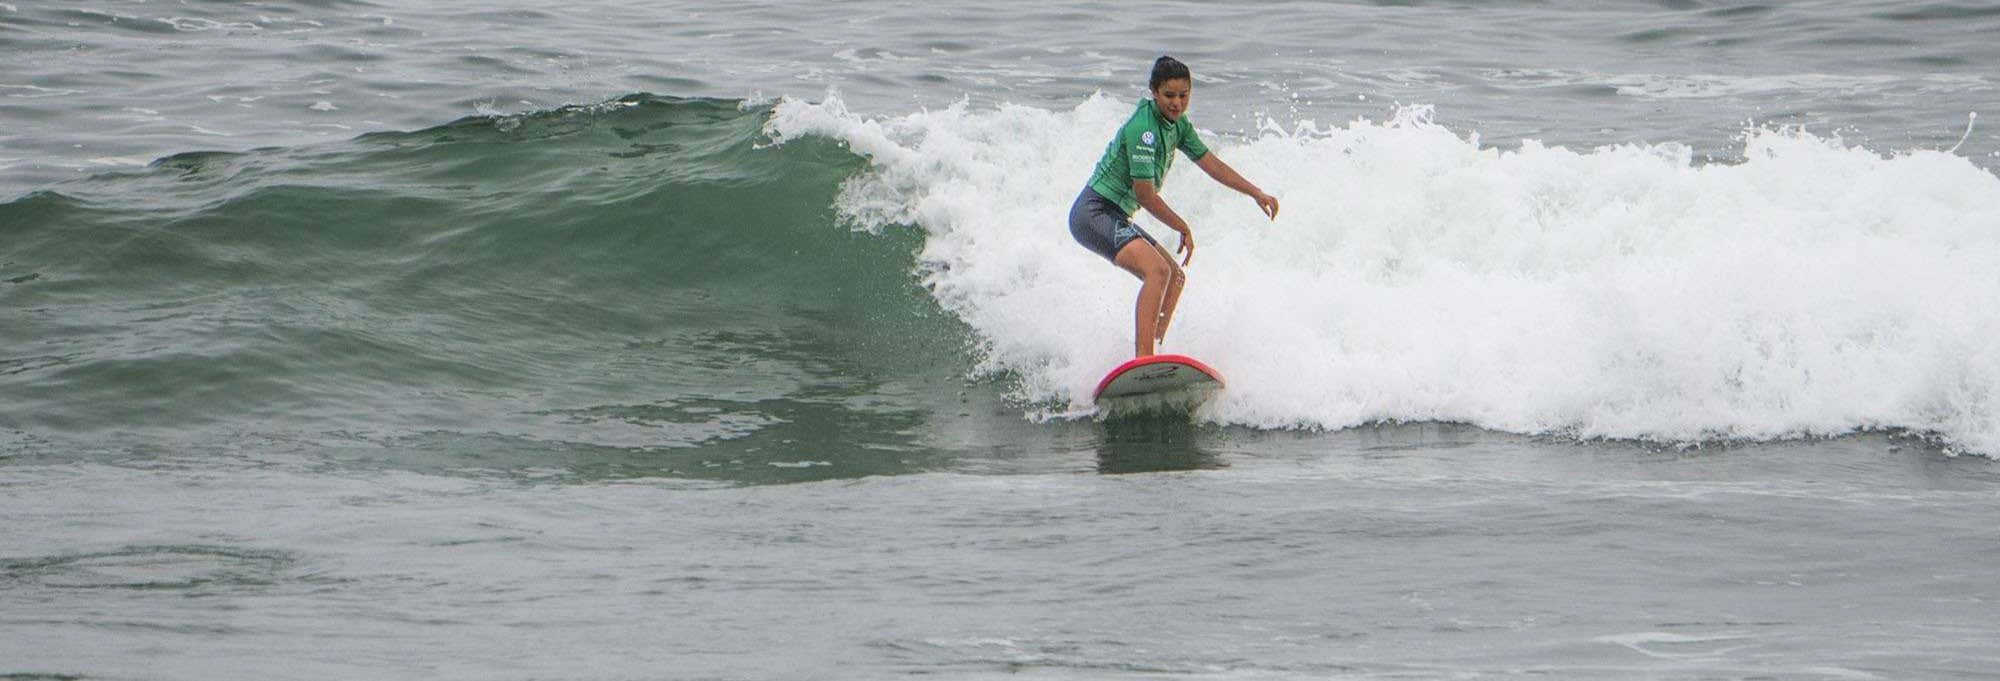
1069, 56, 1280, 358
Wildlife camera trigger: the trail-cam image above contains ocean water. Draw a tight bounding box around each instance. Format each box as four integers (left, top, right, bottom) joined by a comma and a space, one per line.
4, 1, 2000, 679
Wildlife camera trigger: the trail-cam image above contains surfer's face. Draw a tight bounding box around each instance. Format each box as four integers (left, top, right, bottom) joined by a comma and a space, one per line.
1152, 79, 1190, 121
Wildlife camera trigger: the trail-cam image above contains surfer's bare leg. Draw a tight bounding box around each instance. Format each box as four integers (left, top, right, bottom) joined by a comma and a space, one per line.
1147, 237, 1186, 347
1114, 238, 1177, 357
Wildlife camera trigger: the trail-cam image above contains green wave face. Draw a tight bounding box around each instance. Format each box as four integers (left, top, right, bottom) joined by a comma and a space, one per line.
0, 96, 998, 484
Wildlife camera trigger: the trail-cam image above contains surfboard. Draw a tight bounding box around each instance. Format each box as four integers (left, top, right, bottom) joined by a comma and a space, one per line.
1092, 354, 1225, 415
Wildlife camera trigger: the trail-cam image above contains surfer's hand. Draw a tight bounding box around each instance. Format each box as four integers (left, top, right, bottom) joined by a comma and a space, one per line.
1175, 225, 1194, 266
1255, 192, 1280, 220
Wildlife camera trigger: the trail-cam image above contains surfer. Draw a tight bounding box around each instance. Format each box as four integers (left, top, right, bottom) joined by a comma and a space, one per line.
1069, 56, 1280, 358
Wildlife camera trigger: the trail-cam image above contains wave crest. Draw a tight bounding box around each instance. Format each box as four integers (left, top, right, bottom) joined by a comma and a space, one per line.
771, 94, 2000, 454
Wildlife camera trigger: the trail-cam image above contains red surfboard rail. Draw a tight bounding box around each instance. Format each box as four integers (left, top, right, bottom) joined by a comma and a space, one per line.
1091, 354, 1226, 402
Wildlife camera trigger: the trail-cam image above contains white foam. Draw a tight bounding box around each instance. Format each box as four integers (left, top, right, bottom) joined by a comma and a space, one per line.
86, 156, 151, 167
161, 17, 263, 32
768, 95, 2000, 455
0, 84, 84, 98
1596, 631, 1757, 659
1487, 69, 1993, 100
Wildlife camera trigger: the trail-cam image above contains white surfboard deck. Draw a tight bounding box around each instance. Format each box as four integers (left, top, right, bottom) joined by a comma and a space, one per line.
1091, 354, 1225, 415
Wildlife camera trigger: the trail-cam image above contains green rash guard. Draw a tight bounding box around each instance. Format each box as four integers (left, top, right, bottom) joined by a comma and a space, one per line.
1085, 97, 1211, 216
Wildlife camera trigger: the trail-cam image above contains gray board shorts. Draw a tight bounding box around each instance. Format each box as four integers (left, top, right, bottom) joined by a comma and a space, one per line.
1068, 188, 1158, 262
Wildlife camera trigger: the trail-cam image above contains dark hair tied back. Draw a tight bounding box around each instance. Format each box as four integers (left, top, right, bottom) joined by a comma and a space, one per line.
1149, 55, 1191, 91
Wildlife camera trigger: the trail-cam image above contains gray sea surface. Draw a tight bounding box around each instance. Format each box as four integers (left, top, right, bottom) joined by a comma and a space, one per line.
5, 1, 2000, 679
6, 0, 1998, 196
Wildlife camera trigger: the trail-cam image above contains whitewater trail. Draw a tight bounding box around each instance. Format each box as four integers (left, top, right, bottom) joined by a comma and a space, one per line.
770, 94, 2000, 454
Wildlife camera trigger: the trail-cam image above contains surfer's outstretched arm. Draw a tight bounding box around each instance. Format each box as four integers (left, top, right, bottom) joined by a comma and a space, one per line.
1195, 153, 1280, 220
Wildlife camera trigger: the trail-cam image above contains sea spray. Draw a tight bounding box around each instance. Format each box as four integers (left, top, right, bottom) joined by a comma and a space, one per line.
769, 94, 2000, 454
